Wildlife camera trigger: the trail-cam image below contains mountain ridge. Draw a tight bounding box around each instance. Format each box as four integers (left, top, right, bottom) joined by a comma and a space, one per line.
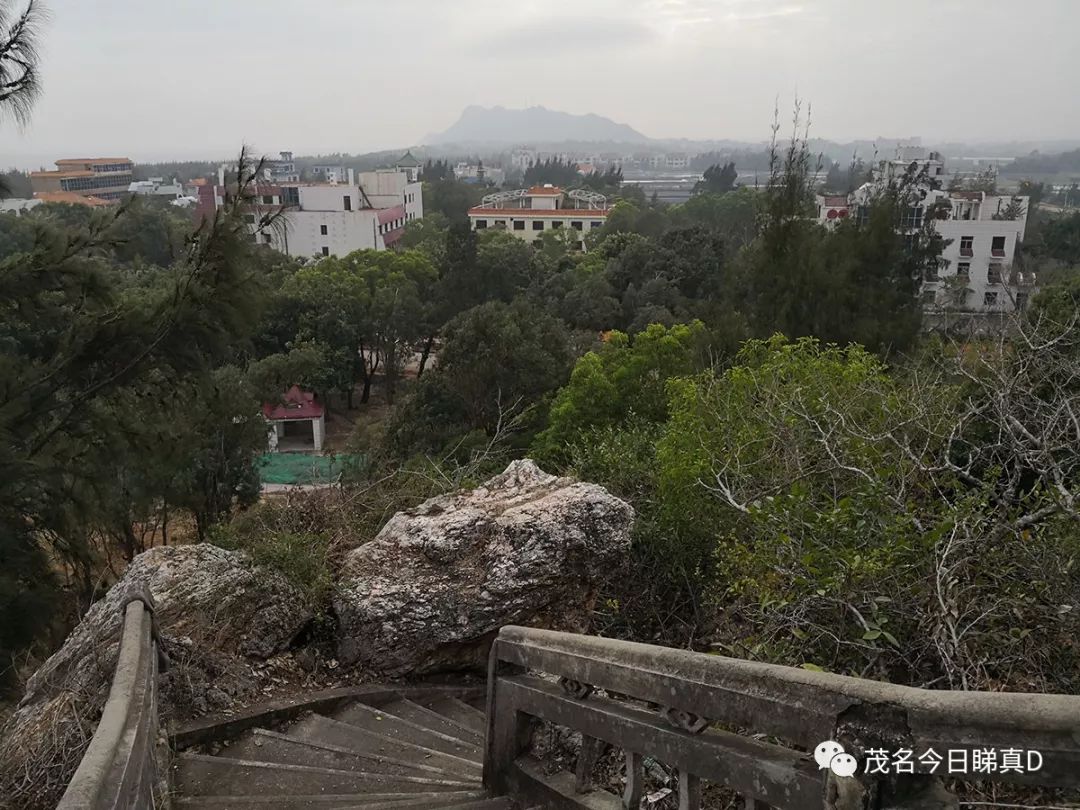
425, 105, 652, 147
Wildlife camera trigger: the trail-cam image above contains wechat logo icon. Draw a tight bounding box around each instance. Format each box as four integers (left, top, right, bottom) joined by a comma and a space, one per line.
814, 740, 858, 778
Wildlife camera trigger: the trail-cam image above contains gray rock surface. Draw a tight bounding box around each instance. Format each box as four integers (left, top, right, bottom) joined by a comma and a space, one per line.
333, 459, 634, 674
0, 545, 311, 809
23, 544, 312, 707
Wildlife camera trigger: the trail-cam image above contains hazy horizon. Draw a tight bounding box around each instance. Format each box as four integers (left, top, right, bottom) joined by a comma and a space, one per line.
1, 0, 1078, 169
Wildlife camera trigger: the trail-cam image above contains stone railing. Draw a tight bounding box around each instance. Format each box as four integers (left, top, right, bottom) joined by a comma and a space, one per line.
57, 592, 166, 810
483, 626, 1080, 810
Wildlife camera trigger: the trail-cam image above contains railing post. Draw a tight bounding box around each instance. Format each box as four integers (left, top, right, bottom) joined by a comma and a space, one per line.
678, 770, 701, 810
574, 734, 603, 793
623, 750, 643, 809
483, 640, 529, 798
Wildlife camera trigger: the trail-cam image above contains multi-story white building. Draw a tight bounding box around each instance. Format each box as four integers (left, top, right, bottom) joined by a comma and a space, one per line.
816, 157, 1031, 317
199, 169, 423, 259
467, 185, 609, 250
311, 165, 347, 183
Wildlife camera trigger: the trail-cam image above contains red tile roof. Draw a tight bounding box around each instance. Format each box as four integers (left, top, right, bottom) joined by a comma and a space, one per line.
468, 207, 608, 217
378, 205, 406, 225
263, 385, 325, 421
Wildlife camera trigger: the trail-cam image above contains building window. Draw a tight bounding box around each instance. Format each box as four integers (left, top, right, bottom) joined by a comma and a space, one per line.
991, 235, 1006, 257
571, 221, 583, 230
475, 219, 487, 229
344, 195, 352, 211
513, 220, 525, 231
957, 262, 970, 278
494, 220, 506, 228
551, 220, 563, 229
923, 265, 939, 282
262, 195, 274, 205
987, 264, 1003, 284
960, 236, 974, 257
902, 206, 924, 229
321, 246, 330, 257
263, 233, 271, 244
320, 224, 328, 235
1016, 292, 1029, 310
532, 220, 544, 231
244, 213, 256, 224
590, 221, 602, 228
983, 291, 998, 307
921, 290, 937, 306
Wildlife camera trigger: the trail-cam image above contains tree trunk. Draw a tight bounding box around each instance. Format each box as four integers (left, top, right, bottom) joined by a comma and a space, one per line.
418, 334, 436, 377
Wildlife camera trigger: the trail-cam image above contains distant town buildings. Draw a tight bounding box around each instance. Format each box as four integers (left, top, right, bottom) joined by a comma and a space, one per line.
200, 161, 423, 259
262, 151, 300, 183
311, 165, 347, 183
30, 157, 134, 203
395, 151, 423, 183
816, 151, 1032, 318
454, 162, 505, 186
467, 185, 610, 249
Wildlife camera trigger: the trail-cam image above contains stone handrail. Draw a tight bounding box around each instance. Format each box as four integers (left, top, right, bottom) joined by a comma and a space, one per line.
483, 626, 1080, 810
56, 593, 164, 810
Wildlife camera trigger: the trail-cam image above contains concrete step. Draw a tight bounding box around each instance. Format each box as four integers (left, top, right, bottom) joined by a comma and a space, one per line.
173, 790, 488, 809
174, 752, 476, 797
433, 800, 513, 810
418, 696, 487, 739
216, 728, 472, 781
384, 698, 485, 747
287, 713, 483, 779
332, 702, 483, 764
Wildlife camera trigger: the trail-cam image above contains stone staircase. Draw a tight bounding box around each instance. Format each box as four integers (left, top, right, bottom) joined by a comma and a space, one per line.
172, 690, 510, 810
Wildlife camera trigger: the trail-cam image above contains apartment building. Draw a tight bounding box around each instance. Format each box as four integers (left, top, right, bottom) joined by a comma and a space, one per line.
200, 168, 423, 259
467, 185, 609, 250
30, 157, 134, 202
815, 156, 1031, 316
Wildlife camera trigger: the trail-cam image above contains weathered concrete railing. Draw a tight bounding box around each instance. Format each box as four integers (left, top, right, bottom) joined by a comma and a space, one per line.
484, 626, 1080, 810
57, 592, 166, 810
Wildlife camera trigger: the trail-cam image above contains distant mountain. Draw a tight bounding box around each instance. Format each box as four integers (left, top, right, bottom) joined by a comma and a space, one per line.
426, 105, 651, 147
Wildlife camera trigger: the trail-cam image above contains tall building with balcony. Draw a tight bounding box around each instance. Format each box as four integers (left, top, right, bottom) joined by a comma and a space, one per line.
816, 153, 1031, 319
30, 158, 135, 202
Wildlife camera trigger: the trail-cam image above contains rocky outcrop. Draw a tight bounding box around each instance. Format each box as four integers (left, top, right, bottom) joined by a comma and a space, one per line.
22, 544, 312, 707
334, 459, 634, 675
0, 545, 312, 809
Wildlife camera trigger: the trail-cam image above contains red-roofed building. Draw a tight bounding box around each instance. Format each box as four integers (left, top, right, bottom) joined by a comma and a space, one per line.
263, 386, 326, 452
467, 185, 610, 251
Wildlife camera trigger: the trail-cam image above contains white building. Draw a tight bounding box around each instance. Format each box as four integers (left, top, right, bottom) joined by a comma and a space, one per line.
311, 165, 348, 183
467, 185, 609, 250
129, 177, 185, 199
207, 168, 423, 259
816, 154, 1032, 316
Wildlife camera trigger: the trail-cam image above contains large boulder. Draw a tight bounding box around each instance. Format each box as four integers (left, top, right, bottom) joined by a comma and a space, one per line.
0, 544, 312, 809
334, 459, 634, 675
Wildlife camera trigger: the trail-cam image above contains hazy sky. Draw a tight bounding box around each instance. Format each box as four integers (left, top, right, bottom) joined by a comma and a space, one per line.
1, 0, 1077, 168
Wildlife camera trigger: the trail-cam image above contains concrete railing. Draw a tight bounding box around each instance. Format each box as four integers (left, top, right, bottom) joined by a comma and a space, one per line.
484, 626, 1080, 810
57, 593, 165, 810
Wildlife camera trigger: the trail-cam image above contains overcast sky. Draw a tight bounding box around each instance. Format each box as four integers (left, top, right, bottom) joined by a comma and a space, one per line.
1, 0, 1076, 168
